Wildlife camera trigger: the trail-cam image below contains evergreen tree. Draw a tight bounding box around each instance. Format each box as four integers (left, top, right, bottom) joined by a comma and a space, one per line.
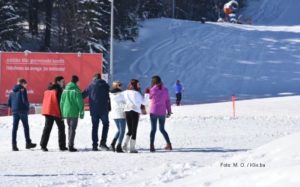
77, 0, 111, 72
0, 1, 23, 51
28, 0, 39, 35
53, 0, 81, 52
13, 0, 40, 35
139, 0, 166, 19
77, 0, 110, 53
43, 0, 54, 51
114, 0, 139, 41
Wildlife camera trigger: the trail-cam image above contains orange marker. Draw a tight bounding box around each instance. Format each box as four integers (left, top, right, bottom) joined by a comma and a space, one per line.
232, 95, 236, 118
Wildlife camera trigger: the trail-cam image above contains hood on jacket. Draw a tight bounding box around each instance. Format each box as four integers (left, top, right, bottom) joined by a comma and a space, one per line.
65, 82, 80, 91
13, 84, 24, 92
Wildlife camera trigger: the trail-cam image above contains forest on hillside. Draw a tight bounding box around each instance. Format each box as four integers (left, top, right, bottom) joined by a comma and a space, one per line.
0, 0, 246, 72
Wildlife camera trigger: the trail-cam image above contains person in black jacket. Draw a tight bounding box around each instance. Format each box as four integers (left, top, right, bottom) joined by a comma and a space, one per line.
82, 73, 111, 151
40, 76, 67, 152
8, 78, 36, 151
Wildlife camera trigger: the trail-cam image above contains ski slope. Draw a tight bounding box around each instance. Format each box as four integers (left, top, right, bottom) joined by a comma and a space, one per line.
1, 96, 300, 186
243, 0, 300, 26
114, 0, 300, 103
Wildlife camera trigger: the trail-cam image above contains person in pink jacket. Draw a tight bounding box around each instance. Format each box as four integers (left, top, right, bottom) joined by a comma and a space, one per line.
148, 75, 172, 152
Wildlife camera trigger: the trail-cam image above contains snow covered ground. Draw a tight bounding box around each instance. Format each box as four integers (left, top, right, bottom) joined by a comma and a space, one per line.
166, 130, 300, 187
1, 96, 300, 186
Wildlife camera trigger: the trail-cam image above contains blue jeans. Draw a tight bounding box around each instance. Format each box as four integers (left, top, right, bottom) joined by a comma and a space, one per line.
12, 113, 31, 145
91, 114, 109, 146
150, 114, 171, 145
113, 119, 126, 145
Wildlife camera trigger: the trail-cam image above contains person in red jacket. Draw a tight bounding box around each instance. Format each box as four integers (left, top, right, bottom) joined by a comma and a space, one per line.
40, 76, 67, 151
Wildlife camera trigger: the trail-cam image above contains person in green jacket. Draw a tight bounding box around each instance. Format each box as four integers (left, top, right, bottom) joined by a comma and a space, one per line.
60, 75, 84, 152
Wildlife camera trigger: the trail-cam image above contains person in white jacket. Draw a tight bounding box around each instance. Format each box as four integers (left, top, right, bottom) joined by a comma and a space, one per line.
122, 79, 147, 153
109, 81, 126, 153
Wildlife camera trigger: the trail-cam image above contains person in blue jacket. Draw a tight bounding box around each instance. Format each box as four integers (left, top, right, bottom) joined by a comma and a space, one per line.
175, 80, 184, 106
8, 78, 36, 151
82, 73, 111, 151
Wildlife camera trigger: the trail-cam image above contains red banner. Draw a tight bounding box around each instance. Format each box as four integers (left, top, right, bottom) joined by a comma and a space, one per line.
0, 52, 102, 103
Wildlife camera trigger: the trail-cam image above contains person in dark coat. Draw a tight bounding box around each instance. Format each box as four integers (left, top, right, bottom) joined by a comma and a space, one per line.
8, 78, 36, 151
40, 76, 67, 152
82, 73, 111, 151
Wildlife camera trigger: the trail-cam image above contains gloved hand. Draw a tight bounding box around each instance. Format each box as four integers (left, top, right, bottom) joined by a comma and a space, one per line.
166, 112, 172, 118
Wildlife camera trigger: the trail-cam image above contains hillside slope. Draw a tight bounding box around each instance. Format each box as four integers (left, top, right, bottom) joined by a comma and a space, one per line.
243, 0, 300, 26
114, 0, 300, 103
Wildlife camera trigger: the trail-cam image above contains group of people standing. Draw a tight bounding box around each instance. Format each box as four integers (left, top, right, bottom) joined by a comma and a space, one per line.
8, 74, 177, 153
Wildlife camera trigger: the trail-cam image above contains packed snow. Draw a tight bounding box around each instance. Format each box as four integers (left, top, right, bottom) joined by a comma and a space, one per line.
166, 130, 300, 187
1, 96, 300, 186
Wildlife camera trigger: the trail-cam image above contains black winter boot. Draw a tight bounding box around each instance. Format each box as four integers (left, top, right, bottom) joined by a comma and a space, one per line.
110, 138, 117, 152
99, 140, 110, 151
12, 144, 19, 151
92, 145, 98, 151
60, 147, 68, 151
150, 144, 155, 152
26, 142, 37, 149
69, 146, 77, 152
116, 144, 124, 153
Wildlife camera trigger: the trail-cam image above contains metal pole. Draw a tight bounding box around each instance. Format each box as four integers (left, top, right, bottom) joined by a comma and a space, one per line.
109, 0, 114, 83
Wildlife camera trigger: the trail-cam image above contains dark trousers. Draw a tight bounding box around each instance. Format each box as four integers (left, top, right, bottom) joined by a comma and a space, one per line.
125, 111, 140, 140
150, 114, 171, 145
176, 93, 182, 106
12, 113, 31, 145
40, 115, 66, 148
66, 118, 78, 147
91, 114, 109, 147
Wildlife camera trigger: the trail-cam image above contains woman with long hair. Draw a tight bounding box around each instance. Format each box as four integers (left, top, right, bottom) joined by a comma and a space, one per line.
122, 79, 146, 153
149, 75, 172, 152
